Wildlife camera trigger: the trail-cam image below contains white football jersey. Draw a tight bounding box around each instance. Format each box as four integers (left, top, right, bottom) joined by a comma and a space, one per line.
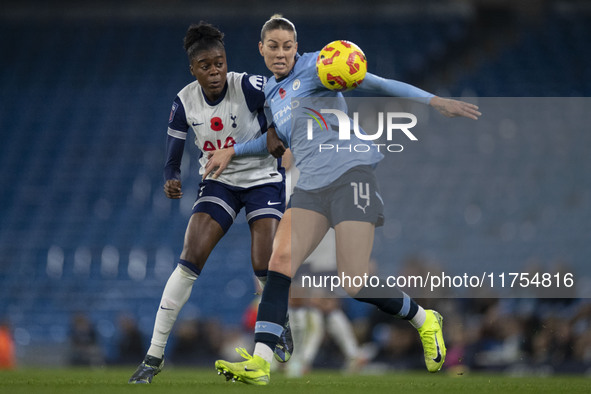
167, 72, 282, 188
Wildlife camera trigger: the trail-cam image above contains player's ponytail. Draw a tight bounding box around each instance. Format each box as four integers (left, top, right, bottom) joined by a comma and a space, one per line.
184, 22, 225, 60
260, 14, 297, 42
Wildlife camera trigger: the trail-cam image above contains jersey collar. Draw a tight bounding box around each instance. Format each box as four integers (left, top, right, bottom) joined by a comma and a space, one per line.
201, 82, 228, 106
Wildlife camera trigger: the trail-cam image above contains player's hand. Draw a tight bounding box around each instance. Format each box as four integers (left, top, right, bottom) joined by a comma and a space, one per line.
164, 179, 183, 199
267, 126, 286, 158
430, 96, 481, 120
204, 147, 235, 180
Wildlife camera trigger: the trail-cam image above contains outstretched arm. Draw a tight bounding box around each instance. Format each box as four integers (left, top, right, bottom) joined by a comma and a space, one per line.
358, 73, 434, 103
427, 96, 481, 120
358, 73, 480, 120
204, 127, 285, 180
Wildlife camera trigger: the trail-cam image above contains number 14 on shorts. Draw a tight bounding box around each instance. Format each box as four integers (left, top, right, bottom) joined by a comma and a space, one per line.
351, 182, 370, 213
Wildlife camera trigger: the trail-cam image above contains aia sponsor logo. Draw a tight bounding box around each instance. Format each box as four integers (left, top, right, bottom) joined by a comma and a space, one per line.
203, 137, 236, 152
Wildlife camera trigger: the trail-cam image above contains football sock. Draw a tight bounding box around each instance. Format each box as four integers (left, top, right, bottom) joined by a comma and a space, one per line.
253, 270, 291, 362
409, 306, 427, 329
301, 307, 324, 366
289, 307, 307, 351
255, 269, 268, 293
253, 342, 274, 362
287, 307, 308, 370
353, 279, 419, 320
146, 261, 199, 359
326, 309, 359, 360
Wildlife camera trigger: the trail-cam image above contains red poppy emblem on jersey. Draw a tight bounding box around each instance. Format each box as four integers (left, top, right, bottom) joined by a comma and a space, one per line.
279, 88, 286, 99
210, 117, 224, 131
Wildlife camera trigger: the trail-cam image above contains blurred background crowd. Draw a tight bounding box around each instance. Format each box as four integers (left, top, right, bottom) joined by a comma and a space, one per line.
0, 0, 590, 374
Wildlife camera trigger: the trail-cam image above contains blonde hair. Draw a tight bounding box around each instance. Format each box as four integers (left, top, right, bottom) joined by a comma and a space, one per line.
260, 14, 297, 42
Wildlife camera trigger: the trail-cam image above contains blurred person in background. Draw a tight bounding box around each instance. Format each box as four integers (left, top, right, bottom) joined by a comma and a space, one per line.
0, 318, 15, 369
170, 318, 224, 365
113, 314, 144, 365
69, 313, 104, 367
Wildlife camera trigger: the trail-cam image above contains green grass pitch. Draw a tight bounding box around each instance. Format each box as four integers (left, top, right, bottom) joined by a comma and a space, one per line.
0, 367, 589, 394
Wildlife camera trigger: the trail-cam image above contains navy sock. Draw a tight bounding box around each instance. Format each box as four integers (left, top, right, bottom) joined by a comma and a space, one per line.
353, 279, 418, 320
178, 259, 202, 276
254, 270, 291, 349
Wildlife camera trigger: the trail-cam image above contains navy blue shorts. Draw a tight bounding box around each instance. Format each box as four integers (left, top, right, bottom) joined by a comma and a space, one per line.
193, 180, 285, 233
289, 165, 384, 228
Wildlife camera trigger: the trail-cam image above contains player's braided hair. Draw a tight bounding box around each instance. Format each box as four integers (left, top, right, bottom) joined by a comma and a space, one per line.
184, 21, 225, 61
260, 14, 297, 42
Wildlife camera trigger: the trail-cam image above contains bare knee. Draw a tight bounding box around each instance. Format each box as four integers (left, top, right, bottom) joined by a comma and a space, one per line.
251, 255, 269, 273
268, 249, 291, 277
180, 244, 209, 271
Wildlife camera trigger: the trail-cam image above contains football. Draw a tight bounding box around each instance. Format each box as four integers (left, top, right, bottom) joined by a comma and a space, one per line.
316, 40, 367, 91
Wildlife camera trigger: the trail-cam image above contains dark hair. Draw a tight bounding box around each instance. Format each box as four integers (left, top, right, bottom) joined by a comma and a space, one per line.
183, 22, 225, 61
260, 14, 297, 42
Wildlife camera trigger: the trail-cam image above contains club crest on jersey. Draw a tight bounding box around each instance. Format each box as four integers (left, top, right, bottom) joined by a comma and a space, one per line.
231, 114, 237, 128
293, 79, 301, 91
210, 117, 224, 131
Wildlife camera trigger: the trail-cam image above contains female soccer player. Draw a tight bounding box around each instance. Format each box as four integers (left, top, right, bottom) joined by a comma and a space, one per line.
212, 15, 481, 385
128, 22, 291, 384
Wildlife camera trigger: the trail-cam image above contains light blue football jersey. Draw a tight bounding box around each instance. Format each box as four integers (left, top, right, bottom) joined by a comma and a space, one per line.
265, 52, 384, 191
